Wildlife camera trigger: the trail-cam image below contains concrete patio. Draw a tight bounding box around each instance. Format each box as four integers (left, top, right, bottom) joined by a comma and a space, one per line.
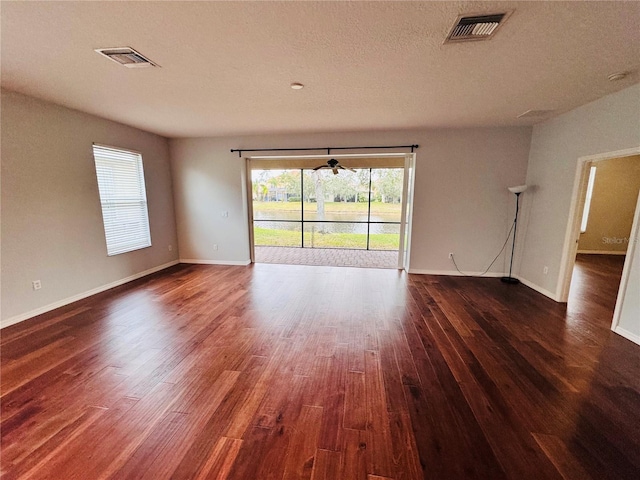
254, 246, 399, 269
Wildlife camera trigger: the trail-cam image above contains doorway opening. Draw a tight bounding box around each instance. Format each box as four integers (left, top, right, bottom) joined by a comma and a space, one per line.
559, 148, 640, 332
246, 154, 415, 269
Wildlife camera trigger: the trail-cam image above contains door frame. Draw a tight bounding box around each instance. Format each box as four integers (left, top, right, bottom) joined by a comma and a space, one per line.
245, 153, 416, 270
400, 153, 416, 269
611, 190, 640, 342
557, 146, 640, 302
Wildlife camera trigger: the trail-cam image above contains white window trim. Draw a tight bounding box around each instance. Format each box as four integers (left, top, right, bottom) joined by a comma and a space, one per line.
580, 165, 597, 233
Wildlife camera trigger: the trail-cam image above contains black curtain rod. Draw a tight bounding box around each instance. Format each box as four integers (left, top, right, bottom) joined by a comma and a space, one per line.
230, 144, 419, 158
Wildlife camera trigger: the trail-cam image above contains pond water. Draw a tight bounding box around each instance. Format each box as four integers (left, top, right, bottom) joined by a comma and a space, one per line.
254, 210, 400, 234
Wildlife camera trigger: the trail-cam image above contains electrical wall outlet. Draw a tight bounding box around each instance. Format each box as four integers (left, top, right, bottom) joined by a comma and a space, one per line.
32, 280, 42, 291
221, 211, 229, 218
213, 244, 218, 251
168, 244, 172, 251
543, 266, 549, 275
448, 252, 454, 259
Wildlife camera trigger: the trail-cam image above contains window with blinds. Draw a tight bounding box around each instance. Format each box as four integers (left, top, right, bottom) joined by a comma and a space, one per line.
93, 144, 152, 256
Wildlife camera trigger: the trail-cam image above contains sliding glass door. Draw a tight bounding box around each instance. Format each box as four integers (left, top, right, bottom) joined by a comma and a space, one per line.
252, 167, 403, 250
252, 169, 302, 247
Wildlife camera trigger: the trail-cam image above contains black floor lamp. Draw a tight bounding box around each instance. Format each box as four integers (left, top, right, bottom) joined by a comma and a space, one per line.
501, 184, 528, 284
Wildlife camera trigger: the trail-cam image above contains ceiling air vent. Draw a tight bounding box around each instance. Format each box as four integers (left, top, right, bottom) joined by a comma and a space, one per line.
95, 47, 159, 68
445, 12, 511, 43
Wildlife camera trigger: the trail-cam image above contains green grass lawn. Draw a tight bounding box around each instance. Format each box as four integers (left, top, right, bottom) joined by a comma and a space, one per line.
254, 227, 399, 250
253, 201, 401, 249
253, 201, 401, 215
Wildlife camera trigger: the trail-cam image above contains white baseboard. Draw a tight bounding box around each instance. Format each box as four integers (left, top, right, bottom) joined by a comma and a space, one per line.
407, 269, 560, 301
516, 276, 559, 301
1, 260, 180, 330
407, 269, 503, 278
179, 259, 251, 266
577, 250, 626, 255
613, 326, 640, 346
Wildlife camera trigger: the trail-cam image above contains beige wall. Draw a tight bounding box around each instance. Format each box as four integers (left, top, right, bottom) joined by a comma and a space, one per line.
3, 85, 637, 337
518, 84, 640, 298
1, 90, 179, 325
578, 155, 640, 253
169, 127, 532, 273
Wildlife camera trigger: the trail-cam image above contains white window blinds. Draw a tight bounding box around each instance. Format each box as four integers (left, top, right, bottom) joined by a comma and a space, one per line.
93, 144, 152, 256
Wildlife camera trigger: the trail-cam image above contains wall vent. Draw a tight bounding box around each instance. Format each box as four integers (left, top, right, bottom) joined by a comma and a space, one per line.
95, 47, 159, 68
445, 12, 511, 43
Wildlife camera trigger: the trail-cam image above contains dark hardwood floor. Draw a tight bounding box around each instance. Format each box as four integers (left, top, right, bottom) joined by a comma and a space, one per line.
569, 253, 626, 319
1, 259, 639, 479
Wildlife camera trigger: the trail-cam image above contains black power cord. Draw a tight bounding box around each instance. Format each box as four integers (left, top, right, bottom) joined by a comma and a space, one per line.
450, 220, 515, 277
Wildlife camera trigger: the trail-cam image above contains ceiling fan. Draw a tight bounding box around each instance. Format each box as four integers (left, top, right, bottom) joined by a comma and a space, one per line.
312, 158, 356, 175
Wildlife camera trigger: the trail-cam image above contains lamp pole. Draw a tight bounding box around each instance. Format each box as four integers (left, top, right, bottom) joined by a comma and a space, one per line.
501, 188, 525, 284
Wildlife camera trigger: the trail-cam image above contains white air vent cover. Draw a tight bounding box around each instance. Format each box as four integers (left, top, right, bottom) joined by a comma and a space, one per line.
445, 12, 511, 43
95, 47, 158, 68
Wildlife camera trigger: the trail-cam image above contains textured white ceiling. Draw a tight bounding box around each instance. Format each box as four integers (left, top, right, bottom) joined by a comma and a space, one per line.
2, 1, 639, 138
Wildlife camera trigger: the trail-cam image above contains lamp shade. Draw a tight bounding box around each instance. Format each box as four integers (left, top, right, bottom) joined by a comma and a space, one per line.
508, 185, 528, 194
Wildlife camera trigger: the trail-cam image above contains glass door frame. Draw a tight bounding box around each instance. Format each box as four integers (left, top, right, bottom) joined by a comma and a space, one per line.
246, 153, 416, 270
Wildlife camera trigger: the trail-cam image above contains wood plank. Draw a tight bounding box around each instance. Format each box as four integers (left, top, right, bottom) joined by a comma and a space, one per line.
0, 406, 108, 480
195, 437, 243, 480
376, 329, 408, 414
20, 396, 140, 480
224, 341, 292, 439
317, 345, 347, 451
364, 350, 394, 478
341, 428, 368, 480
169, 355, 268, 479
110, 370, 240, 478
388, 412, 422, 480
310, 448, 342, 480
1, 366, 129, 467
224, 426, 273, 480
251, 375, 310, 479
533, 433, 594, 480
343, 371, 366, 430
282, 405, 324, 480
